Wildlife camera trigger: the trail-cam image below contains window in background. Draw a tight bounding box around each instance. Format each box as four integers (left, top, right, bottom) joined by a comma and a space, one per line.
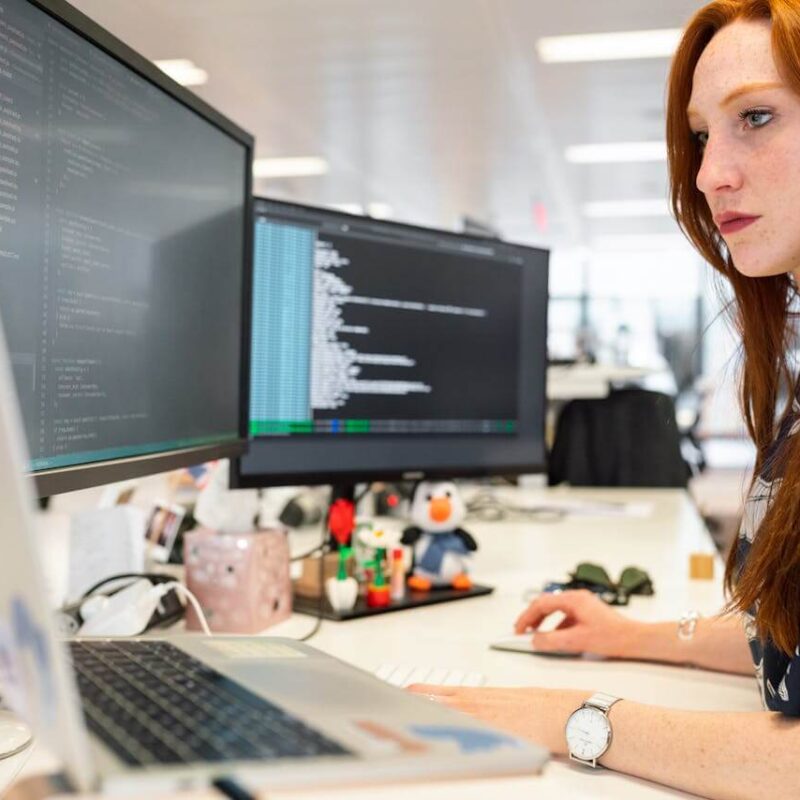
546, 242, 754, 469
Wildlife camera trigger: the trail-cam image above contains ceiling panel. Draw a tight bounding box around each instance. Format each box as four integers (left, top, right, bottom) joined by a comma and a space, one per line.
67, 0, 707, 246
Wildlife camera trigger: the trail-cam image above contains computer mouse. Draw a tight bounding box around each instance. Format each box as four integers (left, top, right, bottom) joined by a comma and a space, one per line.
489, 611, 575, 657
489, 633, 538, 653
489, 633, 577, 658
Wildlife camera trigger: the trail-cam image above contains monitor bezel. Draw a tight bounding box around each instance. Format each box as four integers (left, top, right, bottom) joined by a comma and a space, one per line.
20, 0, 254, 497
231, 197, 549, 490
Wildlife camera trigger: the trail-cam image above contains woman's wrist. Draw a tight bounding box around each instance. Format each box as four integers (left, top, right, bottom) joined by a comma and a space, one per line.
539, 689, 594, 755
622, 620, 693, 665
609, 619, 655, 661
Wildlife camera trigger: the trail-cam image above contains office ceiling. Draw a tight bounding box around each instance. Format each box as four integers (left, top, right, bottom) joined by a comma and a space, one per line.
69, 0, 704, 249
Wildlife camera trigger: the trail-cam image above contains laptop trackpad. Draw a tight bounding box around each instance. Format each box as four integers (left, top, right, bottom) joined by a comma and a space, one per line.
186, 638, 395, 715
238, 659, 397, 714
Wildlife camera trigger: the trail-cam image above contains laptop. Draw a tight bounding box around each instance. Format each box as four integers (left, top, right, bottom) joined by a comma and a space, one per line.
0, 325, 548, 795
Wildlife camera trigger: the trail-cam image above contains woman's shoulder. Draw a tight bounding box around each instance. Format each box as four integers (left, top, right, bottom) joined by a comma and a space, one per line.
759, 409, 800, 483
737, 406, 800, 544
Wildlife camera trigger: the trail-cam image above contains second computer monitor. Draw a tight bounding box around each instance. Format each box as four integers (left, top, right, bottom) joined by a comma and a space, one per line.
233, 199, 549, 488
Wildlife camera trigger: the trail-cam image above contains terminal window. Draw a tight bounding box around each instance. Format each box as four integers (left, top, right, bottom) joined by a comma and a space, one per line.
250, 214, 522, 437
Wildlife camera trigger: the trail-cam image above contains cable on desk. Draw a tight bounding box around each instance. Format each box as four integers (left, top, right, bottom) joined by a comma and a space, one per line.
289, 542, 325, 562
212, 776, 256, 800
80, 572, 163, 598
466, 489, 565, 523
159, 582, 212, 635
296, 513, 329, 643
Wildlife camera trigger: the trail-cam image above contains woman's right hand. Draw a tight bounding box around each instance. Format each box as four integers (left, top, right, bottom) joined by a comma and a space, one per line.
514, 589, 644, 659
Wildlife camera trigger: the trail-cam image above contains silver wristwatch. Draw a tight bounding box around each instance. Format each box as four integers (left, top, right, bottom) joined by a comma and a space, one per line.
565, 691, 621, 768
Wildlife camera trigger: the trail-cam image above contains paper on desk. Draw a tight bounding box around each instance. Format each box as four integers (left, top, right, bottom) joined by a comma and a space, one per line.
67, 506, 146, 601
527, 499, 653, 518
194, 460, 259, 533
35, 512, 70, 608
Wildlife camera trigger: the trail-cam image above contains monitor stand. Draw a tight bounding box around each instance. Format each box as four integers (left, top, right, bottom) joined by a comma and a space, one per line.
292, 483, 494, 621
0, 710, 32, 760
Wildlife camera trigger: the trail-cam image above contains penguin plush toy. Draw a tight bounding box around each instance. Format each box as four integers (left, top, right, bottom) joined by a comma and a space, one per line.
401, 480, 477, 591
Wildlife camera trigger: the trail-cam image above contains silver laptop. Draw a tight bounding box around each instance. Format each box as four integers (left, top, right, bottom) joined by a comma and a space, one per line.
0, 324, 548, 795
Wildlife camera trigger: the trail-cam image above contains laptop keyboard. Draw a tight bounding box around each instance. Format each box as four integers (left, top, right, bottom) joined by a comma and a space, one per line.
68, 640, 352, 767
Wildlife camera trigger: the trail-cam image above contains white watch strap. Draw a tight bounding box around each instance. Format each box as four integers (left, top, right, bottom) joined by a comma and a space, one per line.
585, 691, 621, 714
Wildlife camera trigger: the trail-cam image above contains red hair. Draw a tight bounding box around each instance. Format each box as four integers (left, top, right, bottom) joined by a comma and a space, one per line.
667, 0, 800, 656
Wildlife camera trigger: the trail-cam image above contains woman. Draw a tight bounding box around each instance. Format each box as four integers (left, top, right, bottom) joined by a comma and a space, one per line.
410, 2, 800, 797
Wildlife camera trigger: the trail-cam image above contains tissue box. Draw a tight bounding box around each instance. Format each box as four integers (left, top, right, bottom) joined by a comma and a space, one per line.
184, 527, 291, 633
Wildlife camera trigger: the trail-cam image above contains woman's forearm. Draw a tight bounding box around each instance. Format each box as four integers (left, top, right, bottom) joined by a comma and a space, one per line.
622, 614, 753, 675
599, 701, 800, 800
532, 691, 799, 800
419, 685, 797, 799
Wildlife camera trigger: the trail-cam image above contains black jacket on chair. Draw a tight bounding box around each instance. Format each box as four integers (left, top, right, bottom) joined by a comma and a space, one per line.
548, 388, 690, 488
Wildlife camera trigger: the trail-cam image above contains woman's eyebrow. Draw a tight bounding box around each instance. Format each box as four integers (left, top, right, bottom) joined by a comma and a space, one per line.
720, 80, 782, 108
687, 80, 783, 119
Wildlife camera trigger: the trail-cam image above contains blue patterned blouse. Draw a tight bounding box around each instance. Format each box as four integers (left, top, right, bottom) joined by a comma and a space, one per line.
737, 410, 800, 715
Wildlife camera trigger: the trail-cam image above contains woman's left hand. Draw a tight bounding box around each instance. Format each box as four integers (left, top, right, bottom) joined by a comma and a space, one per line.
406, 684, 587, 755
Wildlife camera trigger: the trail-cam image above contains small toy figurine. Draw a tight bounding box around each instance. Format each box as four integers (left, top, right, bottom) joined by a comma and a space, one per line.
324, 497, 358, 613
324, 546, 358, 612
357, 523, 401, 607
402, 481, 477, 591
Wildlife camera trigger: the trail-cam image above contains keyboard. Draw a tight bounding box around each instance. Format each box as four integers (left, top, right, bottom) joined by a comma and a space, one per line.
69, 640, 351, 766
374, 663, 486, 688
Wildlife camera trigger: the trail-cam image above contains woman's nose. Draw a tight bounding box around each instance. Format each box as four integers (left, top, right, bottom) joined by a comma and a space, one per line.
696, 134, 743, 196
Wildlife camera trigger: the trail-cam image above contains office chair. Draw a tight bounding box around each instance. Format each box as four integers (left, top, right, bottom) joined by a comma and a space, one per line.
548, 388, 691, 488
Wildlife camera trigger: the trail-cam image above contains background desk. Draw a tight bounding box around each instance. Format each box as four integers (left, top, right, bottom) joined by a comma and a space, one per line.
546, 364, 680, 401
9, 487, 761, 800
546, 364, 658, 400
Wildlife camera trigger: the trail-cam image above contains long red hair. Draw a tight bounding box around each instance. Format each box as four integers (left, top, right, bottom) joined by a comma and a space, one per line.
667, 0, 800, 656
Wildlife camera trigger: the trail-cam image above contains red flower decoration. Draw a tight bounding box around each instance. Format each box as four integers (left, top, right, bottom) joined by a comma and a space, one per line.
328, 499, 355, 546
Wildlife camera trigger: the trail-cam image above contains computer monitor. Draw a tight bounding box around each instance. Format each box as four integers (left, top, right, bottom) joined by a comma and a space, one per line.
0, 0, 253, 497
232, 199, 549, 491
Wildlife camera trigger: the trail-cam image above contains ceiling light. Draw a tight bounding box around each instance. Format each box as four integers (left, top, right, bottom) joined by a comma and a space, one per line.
536, 29, 682, 63
367, 202, 393, 219
326, 202, 393, 218
328, 203, 364, 215
252, 157, 329, 179
153, 59, 208, 87
583, 199, 670, 219
565, 141, 667, 164
591, 233, 690, 251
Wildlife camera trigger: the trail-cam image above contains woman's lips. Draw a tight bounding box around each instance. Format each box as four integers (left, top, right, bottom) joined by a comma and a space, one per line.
718, 216, 760, 235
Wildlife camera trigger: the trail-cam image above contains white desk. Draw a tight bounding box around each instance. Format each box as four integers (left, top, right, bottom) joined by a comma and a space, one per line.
547, 364, 658, 400
9, 487, 761, 800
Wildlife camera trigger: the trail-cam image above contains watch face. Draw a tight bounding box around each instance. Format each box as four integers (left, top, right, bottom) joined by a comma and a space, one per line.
566, 707, 611, 761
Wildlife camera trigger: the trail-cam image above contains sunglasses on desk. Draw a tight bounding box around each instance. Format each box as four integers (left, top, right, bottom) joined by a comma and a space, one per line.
544, 562, 654, 606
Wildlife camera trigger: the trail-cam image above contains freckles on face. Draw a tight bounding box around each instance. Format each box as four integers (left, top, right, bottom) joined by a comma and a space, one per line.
689, 20, 800, 278
729, 128, 800, 277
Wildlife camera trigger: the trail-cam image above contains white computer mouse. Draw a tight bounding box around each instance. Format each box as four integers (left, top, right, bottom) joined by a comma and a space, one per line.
489, 611, 572, 656
489, 633, 538, 653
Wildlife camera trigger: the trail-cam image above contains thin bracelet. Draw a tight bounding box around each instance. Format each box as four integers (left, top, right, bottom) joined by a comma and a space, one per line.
677, 610, 701, 641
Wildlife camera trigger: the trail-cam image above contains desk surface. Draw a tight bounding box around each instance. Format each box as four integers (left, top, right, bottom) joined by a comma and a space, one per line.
10, 487, 760, 800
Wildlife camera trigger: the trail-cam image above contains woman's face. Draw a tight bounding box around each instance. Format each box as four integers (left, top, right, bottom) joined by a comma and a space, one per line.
689, 19, 800, 279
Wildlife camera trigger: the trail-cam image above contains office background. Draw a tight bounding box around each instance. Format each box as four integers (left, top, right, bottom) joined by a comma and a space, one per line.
0, 3, 769, 795
68, 0, 750, 529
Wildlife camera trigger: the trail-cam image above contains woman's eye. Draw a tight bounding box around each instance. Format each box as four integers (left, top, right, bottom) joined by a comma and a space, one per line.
740, 109, 773, 128
694, 130, 708, 148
